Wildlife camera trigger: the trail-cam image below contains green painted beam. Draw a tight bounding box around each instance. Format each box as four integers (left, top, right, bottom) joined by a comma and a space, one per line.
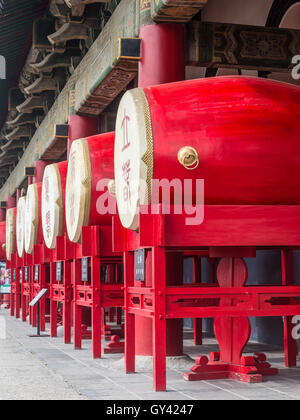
0, 0, 140, 199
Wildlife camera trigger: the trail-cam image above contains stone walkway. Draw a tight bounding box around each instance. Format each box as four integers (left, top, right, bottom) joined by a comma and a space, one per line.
0, 309, 300, 400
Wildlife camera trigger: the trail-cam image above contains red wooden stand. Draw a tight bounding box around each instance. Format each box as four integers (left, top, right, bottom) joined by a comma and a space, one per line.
49, 235, 73, 344
114, 204, 300, 391
30, 244, 51, 331
8, 253, 22, 319
72, 225, 123, 358
21, 253, 33, 323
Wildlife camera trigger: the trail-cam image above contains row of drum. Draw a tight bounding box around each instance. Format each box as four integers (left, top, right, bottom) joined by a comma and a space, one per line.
3, 75, 300, 258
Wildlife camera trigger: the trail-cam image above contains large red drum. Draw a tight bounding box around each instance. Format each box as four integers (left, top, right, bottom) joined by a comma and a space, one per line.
16, 197, 26, 258
65, 132, 115, 243
25, 183, 44, 254
6, 207, 17, 261
42, 161, 68, 249
114, 76, 300, 230
0, 221, 6, 260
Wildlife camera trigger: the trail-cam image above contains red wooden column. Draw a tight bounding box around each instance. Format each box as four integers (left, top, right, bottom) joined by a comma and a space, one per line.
281, 249, 298, 367
50, 262, 58, 337
63, 259, 72, 344
15, 265, 21, 319
136, 23, 185, 356
68, 115, 98, 336
73, 259, 82, 350
193, 257, 202, 346
152, 246, 167, 392
68, 115, 98, 156
91, 255, 102, 358
7, 196, 16, 314
40, 264, 46, 332
124, 251, 135, 374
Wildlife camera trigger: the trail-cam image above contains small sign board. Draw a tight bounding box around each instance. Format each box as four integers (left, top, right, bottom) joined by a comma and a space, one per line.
29, 289, 48, 307
82, 258, 88, 282
0, 262, 10, 294
34, 265, 39, 282
135, 249, 145, 282
56, 261, 62, 282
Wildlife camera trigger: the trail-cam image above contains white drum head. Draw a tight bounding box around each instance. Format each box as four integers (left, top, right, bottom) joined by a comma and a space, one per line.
6, 208, 15, 261
65, 138, 91, 243
16, 197, 26, 258
114, 88, 154, 231
24, 184, 38, 254
42, 164, 63, 249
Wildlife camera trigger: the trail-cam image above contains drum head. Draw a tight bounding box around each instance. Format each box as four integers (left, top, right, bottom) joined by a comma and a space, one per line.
6, 208, 15, 261
65, 138, 91, 243
16, 197, 26, 258
114, 88, 154, 231
42, 164, 63, 249
24, 184, 38, 254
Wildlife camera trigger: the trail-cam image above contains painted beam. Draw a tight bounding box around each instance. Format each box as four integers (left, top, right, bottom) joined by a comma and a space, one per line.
0, 0, 140, 199
188, 21, 300, 72
151, 0, 207, 23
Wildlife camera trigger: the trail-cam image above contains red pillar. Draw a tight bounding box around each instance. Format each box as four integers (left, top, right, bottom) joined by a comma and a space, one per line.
34, 161, 49, 183
136, 23, 185, 357
0, 208, 5, 222
68, 115, 99, 157
68, 115, 98, 331
7, 196, 16, 210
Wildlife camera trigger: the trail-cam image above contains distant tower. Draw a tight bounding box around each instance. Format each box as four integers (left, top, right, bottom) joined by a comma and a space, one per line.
0, 56, 6, 80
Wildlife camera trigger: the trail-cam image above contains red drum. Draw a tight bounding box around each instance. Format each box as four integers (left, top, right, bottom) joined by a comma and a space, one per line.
16, 197, 26, 258
65, 132, 115, 243
42, 161, 68, 249
6, 208, 17, 261
25, 183, 43, 254
0, 221, 6, 260
114, 76, 300, 230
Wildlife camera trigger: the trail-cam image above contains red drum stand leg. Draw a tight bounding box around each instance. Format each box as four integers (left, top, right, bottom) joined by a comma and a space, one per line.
73, 259, 82, 350
193, 257, 202, 346
63, 260, 72, 344
50, 263, 58, 337
124, 251, 135, 374
281, 249, 298, 367
184, 257, 278, 383
91, 256, 102, 359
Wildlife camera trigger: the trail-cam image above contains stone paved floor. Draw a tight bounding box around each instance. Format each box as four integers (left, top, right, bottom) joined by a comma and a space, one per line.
1, 309, 300, 400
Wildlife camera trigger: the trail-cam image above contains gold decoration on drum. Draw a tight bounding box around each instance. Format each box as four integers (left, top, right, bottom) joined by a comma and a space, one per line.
108, 179, 116, 197
177, 146, 199, 170
140, 90, 154, 205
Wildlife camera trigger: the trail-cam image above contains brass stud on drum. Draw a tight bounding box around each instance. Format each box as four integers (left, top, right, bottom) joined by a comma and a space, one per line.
177, 146, 199, 170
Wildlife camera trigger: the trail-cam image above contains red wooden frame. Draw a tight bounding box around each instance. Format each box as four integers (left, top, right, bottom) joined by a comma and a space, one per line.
72, 225, 124, 358
113, 204, 300, 391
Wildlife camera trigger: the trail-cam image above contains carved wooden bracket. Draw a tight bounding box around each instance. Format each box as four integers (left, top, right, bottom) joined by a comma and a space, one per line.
16, 94, 55, 114
8, 89, 26, 111
24, 75, 57, 95
31, 52, 78, 73
5, 126, 32, 141
48, 21, 89, 45
6, 113, 37, 129
76, 37, 141, 116
187, 21, 300, 72
42, 124, 69, 160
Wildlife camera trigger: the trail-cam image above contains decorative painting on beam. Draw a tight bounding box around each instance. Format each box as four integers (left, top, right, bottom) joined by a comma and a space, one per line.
76, 38, 141, 116
151, 0, 207, 23
188, 21, 300, 72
